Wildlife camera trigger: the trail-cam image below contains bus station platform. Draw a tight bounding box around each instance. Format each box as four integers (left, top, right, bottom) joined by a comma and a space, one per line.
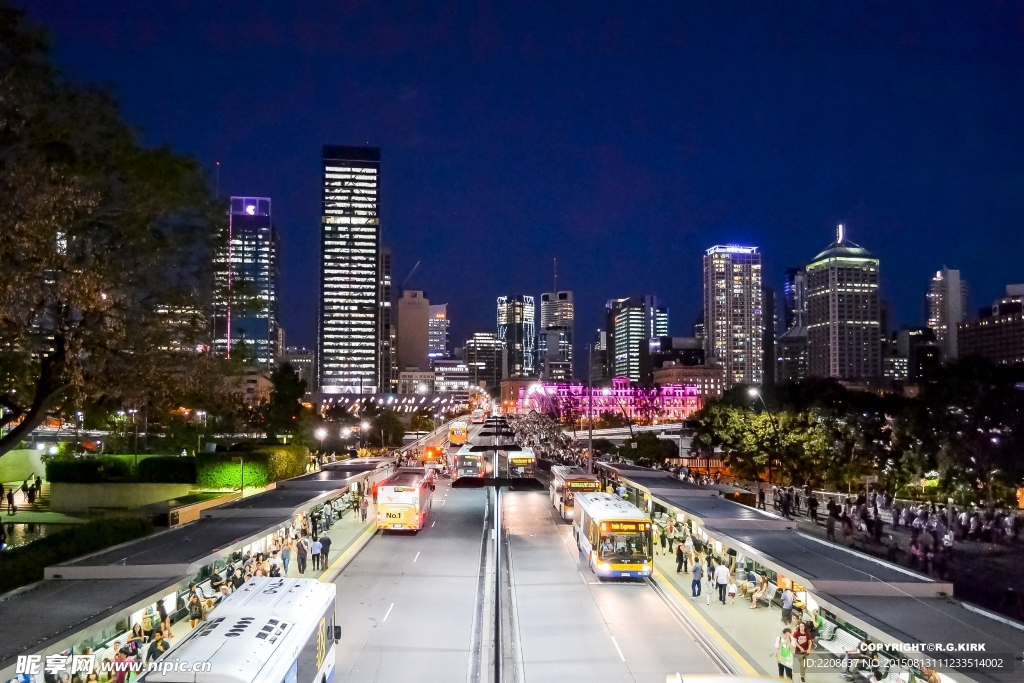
0, 457, 397, 680
597, 463, 1024, 683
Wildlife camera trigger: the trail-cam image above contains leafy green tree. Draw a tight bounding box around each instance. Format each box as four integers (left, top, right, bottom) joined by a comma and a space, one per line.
368, 411, 405, 448
620, 432, 676, 464
264, 363, 307, 441
0, 4, 217, 457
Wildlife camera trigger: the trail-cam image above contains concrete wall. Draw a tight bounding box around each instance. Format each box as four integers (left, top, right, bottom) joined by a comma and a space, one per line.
0, 449, 46, 484
51, 483, 193, 513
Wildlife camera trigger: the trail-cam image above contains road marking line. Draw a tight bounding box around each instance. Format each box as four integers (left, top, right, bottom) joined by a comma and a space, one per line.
382, 602, 395, 623
441, 499, 446, 505
610, 635, 626, 662
578, 571, 588, 585
653, 567, 760, 677
413, 551, 420, 563
431, 521, 436, 528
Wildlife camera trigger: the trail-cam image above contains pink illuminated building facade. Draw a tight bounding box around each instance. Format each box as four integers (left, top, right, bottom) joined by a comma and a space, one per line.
506, 376, 701, 421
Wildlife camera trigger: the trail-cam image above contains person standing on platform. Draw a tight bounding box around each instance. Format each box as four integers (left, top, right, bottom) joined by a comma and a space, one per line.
310, 537, 322, 571
715, 560, 730, 604
319, 534, 332, 569
296, 534, 309, 575
675, 543, 688, 574
691, 560, 703, 597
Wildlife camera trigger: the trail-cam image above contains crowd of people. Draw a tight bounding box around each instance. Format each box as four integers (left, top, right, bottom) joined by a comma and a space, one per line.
506, 413, 588, 466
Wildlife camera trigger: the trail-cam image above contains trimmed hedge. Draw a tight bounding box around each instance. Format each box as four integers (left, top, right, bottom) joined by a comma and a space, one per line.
0, 518, 153, 594
195, 445, 308, 489
137, 456, 196, 483
45, 456, 195, 484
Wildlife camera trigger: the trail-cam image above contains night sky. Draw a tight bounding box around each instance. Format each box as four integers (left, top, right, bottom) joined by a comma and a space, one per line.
22, 1, 1024, 353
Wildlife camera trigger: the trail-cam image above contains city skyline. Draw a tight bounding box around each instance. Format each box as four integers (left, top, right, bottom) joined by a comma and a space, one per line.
24, 2, 1024, 353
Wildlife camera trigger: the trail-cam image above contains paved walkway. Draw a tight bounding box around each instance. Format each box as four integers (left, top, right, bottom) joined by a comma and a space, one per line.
652, 547, 849, 683
166, 502, 379, 645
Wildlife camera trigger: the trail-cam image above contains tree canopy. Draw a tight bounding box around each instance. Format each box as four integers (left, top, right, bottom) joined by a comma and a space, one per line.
0, 4, 219, 456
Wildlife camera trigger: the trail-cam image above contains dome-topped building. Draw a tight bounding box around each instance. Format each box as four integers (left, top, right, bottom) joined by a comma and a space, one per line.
805, 224, 882, 381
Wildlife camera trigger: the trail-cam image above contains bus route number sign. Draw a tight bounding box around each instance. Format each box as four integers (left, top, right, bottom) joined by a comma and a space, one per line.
567, 481, 599, 490
608, 522, 640, 532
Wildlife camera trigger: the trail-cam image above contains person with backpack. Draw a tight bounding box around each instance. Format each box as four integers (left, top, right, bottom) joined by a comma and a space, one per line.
774, 627, 795, 680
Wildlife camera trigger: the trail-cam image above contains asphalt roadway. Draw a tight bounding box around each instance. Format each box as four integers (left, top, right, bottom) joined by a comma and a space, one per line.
331, 419, 725, 683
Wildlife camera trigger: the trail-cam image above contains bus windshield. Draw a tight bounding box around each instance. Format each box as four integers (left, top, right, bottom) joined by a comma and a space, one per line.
597, 529, 650, 561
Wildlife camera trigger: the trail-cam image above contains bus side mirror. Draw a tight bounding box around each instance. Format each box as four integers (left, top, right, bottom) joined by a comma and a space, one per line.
334, 625, 342, 642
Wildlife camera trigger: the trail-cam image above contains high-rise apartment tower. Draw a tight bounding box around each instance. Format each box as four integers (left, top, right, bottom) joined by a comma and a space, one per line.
702, 246, 763, 388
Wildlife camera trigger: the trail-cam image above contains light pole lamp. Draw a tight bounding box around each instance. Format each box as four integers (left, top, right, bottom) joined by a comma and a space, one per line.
315, 427, 327, 452
748, 387, 780, 488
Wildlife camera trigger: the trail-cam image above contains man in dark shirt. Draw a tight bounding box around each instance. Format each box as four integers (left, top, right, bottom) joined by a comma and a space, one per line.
210, 569, 224, 591
147, 631, 170, 664
318, 535, 333, 568
230, 567, 246, 590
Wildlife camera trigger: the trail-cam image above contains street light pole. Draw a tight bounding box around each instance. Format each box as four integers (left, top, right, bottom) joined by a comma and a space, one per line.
587, 343, 594, 475
749, 388, 780, 489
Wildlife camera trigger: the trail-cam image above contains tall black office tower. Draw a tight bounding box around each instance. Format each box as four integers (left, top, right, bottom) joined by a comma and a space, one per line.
317, 146, 381, 394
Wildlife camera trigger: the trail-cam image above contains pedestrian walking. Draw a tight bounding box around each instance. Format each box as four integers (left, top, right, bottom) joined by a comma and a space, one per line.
675, 544, 688, 574
691, 561, 703, 597
792, 620, 814, 682
727, 573, 737, 604
310, 537, 322, 571
715, 560, 730, 604
705, 563, 715, 605
657, 526, 667, 555
319, 534, 332, 568
296, 534, 310, 574
758, 487, 767, 510
5, 489, 15, 515
360, 496, 369, 522
188, 595, 203, 629
826, 513, 836, 542
774, 628, 795, 680
281, 540, 292, 575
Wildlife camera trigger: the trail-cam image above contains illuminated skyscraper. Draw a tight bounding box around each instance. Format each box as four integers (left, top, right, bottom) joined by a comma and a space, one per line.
605, 296, 668, 383
212, 196, 279, 368
378, 246, 396, 392
539, 291, 574, 379
428, 303, 450, 360
926, 267, 968, 362
317, 146, 380, 394
463, 332, 506, 388
703, 245, 763, 388
497, 295, 536, 377
806, 225, 881, 381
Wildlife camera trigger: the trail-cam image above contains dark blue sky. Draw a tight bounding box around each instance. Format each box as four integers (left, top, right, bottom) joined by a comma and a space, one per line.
23, 1, 1024, 350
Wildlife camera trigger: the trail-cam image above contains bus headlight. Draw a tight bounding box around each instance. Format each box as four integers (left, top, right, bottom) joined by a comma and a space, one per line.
598, 562, 610, 571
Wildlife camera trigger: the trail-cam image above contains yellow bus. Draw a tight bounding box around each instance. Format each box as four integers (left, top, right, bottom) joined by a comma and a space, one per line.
449, 420, 468, 445
573, 492, 653, 579
375, 468, 434, 531
550, 465, 601, 520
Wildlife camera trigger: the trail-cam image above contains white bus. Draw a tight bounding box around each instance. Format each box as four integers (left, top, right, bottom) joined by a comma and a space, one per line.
142, 577, 337, 683
573, 492, 653, 579
549, 465, 601, 520
470, 409, 486, 424
375, 468, 434, 531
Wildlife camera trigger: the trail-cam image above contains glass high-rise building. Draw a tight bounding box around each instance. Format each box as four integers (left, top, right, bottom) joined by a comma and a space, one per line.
703, 246, 763, 388
926, 267, 968, 362
806, 225, 881, 381
378, 246, 396, 393
539, 291, 574, 379
317, 146, 380, 394
212, 196, 280, 368
783, 267, 808, 332
428, 303, 450, 360
605, 296, 668, 383
463, 332, 506, 388
497, 295, 536, 377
